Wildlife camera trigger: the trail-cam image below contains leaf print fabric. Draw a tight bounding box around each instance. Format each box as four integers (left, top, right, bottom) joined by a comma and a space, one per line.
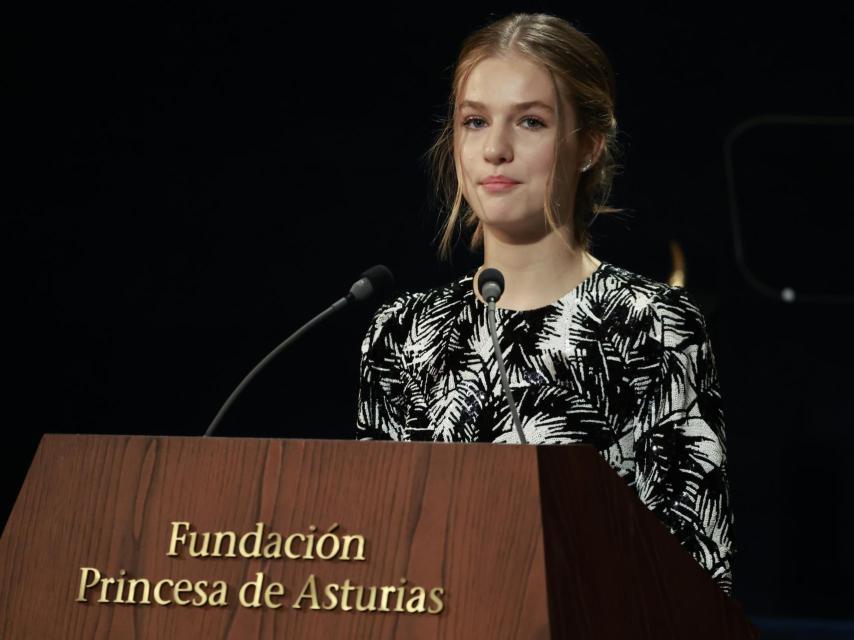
356, 261, 735, 595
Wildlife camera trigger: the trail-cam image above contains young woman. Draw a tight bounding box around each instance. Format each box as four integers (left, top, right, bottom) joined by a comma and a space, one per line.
356, 13, 735, 596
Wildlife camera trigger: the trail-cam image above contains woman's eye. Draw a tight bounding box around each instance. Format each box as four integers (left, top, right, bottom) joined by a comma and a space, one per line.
521, 116, 545, 129
461, 116, 545, 130
462, 116, 486, 129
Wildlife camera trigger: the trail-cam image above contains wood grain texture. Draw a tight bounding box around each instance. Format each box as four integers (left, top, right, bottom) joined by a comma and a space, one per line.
536, 445, 760, 639
0, 435, 549, 639
0, 435, 759, 639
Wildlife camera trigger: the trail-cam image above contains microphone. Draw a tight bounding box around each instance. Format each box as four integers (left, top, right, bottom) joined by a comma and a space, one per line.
478, 268, 505, 302
203, 265, 395, 437
477, 268, 527, 445
348, 264, 394, 303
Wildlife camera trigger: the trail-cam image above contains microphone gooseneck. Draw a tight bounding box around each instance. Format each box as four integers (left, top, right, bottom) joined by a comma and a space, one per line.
477, 268, 528, 445
203, 264, 395, 437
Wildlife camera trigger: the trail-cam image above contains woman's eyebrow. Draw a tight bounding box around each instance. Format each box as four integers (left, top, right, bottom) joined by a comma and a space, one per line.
459, 100, 554, 112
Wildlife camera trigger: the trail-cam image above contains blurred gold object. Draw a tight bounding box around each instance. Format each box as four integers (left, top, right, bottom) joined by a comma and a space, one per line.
668, 240, 685, 287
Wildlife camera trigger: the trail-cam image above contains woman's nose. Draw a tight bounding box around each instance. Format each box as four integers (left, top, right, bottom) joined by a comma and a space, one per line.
483, 127, 513, 164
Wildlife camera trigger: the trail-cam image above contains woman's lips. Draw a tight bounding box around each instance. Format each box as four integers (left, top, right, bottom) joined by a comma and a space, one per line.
481, 180, 520, 193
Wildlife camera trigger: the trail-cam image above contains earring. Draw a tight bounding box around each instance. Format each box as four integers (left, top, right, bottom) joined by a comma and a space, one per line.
581, 160, 593, 173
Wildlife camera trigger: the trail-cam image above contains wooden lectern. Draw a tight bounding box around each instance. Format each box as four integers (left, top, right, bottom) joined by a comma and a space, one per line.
0, 435, 759, 638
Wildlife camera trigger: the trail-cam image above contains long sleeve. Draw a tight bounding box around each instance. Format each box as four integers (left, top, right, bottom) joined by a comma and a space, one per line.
634, 286, 736, 595
356, 295, 408, 441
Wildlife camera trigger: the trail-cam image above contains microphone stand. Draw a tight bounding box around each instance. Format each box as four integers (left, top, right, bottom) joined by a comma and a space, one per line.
203, 298, 348, 437
203, 265, 393, 437
485, 299, 528, 445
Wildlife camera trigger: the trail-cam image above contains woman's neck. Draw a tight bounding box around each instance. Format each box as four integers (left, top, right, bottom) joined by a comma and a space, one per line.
474, 226, 600, 310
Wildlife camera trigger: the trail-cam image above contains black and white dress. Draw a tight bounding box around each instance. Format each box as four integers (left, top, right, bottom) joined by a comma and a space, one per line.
356, 261, 735, 595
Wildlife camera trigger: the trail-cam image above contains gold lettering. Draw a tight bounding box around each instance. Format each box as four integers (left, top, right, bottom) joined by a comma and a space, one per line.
340, 534, 366, 561
379, 585, 396, 612
284, 533, 305, 559
126, 578, 151, 604
76, 567, 100, 602
263, 532, 283, 558
316, 523, 340, 560
153, 578, 174, 605
167, 522, 190, 557
405, 586, 427, 613
239, 572, 264, 608
173, 579, 193, 606
304, 525, 317, 560
98, 577, 115, 603
212, 531, 237, 557
188, 532, 210, 558
340, 579, 355, 611
394, 578, 407, 612
427, 587, 445, 614
74, 570, 232, 608
354, 585, 377, 612
192, 580, 209, 606
238, 523, 264, 558
114, 569, 127, 604
209, 581, 228, 607
264, 581, 286, 609
322, 582, 340, 610
292, 574, 321, 610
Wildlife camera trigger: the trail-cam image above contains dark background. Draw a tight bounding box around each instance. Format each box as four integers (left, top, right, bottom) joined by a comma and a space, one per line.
5, 3, 853, 633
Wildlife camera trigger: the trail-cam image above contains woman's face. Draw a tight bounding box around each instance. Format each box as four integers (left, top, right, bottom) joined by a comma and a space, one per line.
456, 54, 583, 242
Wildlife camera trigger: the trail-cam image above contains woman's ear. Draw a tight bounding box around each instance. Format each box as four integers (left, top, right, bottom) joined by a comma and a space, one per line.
579, 132, 606, 172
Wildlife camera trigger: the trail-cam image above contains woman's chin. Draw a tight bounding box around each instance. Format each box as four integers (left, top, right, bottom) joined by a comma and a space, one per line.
478, 215, 550, 243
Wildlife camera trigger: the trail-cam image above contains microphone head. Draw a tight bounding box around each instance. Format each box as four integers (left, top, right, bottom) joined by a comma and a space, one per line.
348, 264, 395, 302
361, 264, 394, 291
477, 267, 505, 302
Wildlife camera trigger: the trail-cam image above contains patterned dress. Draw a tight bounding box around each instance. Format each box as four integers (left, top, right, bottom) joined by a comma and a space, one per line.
356, 261, 735, 595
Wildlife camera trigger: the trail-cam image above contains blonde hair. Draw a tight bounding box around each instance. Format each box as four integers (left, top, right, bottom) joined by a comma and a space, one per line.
425, 13, 621, 260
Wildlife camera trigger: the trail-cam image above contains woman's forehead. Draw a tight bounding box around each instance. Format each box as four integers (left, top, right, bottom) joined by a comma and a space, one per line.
459, 55, 558, 110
